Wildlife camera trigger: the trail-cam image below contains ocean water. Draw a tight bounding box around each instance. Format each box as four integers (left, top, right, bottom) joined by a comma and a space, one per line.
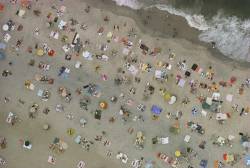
113, 0, 250, 62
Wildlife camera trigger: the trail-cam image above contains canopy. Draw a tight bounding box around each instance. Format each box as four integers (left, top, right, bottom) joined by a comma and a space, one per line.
151, 105, 162, 115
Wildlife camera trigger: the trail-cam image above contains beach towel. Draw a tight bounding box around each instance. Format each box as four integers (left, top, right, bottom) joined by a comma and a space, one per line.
178, 78, 185, 88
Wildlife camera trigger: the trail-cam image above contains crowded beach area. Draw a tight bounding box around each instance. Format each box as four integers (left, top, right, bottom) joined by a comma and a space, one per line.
0, 0, 250, 168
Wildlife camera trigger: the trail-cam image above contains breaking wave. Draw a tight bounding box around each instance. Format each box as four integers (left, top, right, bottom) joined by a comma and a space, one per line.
199, 14, 250, 62
113, 0, 250, 62
112, 0, 143, 9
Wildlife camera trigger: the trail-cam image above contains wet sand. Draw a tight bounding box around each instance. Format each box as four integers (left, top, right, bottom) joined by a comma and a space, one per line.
0, 0, 250, 168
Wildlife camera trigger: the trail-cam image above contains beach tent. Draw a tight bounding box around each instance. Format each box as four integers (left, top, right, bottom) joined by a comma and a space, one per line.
151, 105, 162, 115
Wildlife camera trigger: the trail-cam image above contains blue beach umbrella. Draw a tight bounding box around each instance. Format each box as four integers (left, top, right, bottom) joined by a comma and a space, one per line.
151, 105, 162, 115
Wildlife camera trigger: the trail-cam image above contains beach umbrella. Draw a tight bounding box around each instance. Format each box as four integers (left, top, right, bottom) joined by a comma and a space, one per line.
163, 92, 171, 101
48, 49, 55, 56
151, 105, 162, 115
99, 101, 108, 109
175, 150, 181, 157
2, 24, 8, 31
36, 48, 44, 56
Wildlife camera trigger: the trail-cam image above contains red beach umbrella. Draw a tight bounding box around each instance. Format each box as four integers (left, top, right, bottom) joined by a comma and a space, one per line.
48, 50, 55, 57
230, 76, 237, 84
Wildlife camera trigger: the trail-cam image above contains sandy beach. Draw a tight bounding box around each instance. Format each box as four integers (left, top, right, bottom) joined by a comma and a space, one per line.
0, 0, 250, 168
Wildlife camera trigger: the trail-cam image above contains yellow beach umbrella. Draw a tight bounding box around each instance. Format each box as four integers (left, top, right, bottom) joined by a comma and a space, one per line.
175, 150, 181, 157
36, 48, 44, 56
164, 92, 171, 101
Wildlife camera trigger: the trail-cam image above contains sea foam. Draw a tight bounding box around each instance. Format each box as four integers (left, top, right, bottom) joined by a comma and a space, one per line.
112, 0, 142, 9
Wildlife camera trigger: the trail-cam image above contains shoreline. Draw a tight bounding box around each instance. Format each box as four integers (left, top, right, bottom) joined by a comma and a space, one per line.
84, 0, 250, 69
